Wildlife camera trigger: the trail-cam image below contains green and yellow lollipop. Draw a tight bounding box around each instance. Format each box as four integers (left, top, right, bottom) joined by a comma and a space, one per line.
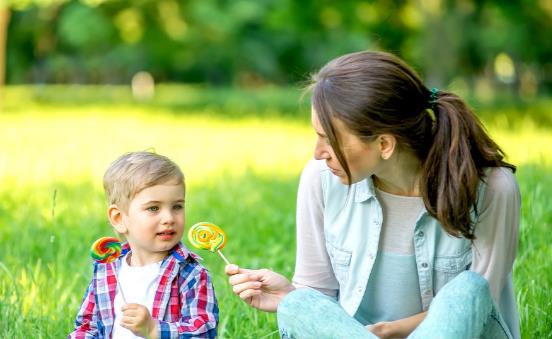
188, 222, 230, 264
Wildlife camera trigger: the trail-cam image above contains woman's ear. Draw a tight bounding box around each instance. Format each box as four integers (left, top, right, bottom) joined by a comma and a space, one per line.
378, 134, 396, 160
108, 204, 127, 234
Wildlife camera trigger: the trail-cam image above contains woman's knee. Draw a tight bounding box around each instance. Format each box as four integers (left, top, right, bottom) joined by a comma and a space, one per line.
447, 271, 490, 298
433, 270, 493, 316
277, 288, 336, 327
278, 288, 327, 318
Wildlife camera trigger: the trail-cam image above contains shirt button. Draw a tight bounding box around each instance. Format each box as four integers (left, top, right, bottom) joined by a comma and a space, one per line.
421, 263, 428, 268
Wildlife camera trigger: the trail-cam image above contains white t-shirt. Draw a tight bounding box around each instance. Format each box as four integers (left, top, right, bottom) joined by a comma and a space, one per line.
112, 253, 162, 339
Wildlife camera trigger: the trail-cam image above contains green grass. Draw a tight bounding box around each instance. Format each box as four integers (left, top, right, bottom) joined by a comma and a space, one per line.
0, 85, 551, 337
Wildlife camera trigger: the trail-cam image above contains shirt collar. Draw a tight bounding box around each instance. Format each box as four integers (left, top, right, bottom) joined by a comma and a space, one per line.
354, 176, 376, 203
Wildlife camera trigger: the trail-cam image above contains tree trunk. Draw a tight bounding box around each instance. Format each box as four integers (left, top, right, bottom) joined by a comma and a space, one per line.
0, 5, 10, 100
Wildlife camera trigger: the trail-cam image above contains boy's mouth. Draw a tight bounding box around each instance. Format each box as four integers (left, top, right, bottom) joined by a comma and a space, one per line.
156, 230, 176, 239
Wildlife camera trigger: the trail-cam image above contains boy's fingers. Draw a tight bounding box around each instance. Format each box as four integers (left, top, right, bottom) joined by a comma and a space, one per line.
121, 303, 140, 311
122, 307, 147, 317
120, 317, 136, 327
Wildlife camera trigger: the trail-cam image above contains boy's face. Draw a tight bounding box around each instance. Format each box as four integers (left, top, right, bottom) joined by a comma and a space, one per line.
117, 181, 185, 264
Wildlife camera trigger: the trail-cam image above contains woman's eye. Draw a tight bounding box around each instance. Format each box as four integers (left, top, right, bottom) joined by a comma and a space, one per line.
147, 206, 159, 212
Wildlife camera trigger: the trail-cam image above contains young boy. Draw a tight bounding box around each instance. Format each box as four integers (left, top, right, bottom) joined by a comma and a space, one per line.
69, 151, 218, 338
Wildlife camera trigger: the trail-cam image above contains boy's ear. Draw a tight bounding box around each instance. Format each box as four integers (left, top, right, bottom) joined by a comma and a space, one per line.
108, 204, 127, 234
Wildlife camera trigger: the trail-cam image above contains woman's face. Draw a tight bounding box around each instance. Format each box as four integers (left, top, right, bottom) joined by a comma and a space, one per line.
311, 108, 383, 184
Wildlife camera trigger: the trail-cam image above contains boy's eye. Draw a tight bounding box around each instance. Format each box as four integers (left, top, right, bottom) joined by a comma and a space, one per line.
173, 204, 183, 210
147, 206, 159, 212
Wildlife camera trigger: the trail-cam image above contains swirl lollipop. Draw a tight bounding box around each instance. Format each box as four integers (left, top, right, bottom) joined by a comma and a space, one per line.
90, 236, 122, 263
90, 236, 127, 302
188, 222, 230, 264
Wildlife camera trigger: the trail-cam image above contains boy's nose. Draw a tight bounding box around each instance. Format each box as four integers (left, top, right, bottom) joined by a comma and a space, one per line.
161, 210, 175, 224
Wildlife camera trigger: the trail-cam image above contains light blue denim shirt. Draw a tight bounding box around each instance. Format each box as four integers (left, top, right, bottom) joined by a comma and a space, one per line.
321, 164, 474, 313
293, 160, 520, 338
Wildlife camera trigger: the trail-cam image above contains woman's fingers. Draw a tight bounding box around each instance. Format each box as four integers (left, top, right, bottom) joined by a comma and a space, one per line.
239, 288, 262, 301
225, 264, 240, 275
232, 280, 262, 295
228, 272, 260, 286
225, 264, 255, 276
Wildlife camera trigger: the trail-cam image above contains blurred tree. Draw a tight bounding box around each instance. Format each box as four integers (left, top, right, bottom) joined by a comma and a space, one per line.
1, 0, 67, 90
0, 3, 9, 88
3, 0, 552, 95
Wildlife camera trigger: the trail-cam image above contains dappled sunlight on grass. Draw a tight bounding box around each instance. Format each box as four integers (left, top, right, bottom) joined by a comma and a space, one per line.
485, 117, 552, 167
1, 108, 314, 190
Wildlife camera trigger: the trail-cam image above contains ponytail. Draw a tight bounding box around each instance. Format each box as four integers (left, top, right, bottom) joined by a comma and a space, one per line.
420, 91, 515, 239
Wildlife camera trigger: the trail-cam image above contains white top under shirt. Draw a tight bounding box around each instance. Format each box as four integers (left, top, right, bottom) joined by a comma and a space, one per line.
112, 253, 162, 339
355, 188, 425, 324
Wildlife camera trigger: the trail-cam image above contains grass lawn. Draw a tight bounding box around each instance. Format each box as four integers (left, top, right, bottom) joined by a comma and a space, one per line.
0, 85, 551, 338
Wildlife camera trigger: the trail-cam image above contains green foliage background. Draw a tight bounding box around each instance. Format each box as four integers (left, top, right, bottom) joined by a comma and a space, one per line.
4, 0, 552, 95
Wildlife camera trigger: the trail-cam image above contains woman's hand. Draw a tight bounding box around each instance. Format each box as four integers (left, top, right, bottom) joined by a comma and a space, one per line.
366, 322, 392, 338
367, 311, 427, 338
225, 264, 295, 312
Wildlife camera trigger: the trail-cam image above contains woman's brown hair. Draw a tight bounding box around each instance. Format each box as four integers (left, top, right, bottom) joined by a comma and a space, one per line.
310, 51, 515, 239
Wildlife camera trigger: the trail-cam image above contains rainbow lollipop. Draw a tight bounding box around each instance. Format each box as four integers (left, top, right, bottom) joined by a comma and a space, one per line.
90, 236, 127, 302
90, 237, 122, 263
188, 222, 230, 264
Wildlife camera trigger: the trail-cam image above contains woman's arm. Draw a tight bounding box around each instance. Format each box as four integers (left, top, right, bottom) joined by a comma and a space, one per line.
293, 159, 338, 294
471, 167, 520, 302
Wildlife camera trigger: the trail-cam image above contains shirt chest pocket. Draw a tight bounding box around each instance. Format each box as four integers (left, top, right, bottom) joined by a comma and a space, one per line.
433, 247, 472, 293
326, 242, 352, 288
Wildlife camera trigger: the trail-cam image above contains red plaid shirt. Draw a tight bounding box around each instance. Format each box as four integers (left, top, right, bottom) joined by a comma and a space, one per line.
69, 242, 218, 338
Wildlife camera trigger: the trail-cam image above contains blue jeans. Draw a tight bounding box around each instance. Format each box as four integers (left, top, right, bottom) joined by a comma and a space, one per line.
277, 271, 512, 339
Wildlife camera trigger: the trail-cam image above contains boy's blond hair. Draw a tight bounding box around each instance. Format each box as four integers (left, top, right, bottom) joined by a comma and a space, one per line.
103, 151, 184, 211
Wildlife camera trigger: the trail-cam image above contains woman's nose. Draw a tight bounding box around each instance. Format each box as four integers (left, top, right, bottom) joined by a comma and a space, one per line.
314, 140, 330, 160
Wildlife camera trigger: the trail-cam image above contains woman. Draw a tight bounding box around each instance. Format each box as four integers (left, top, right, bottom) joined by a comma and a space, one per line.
226, 51, 520, 338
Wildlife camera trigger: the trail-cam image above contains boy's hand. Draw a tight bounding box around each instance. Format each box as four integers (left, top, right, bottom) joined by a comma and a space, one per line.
120, 303, 158, 339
